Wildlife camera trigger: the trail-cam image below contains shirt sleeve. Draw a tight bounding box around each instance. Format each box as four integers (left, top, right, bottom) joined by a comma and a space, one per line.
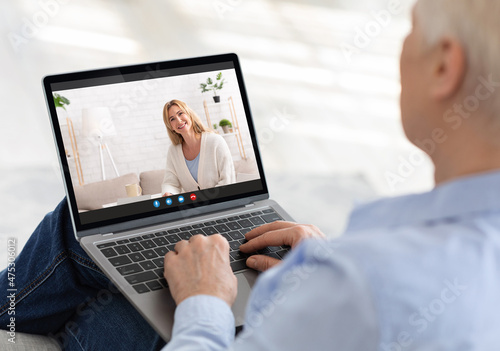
162, 295, 235, 351
162, 146, 182, 195
162, 240, 379, 351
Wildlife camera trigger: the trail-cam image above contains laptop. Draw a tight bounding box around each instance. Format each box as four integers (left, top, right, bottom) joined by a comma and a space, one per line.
42, 53, 294, 341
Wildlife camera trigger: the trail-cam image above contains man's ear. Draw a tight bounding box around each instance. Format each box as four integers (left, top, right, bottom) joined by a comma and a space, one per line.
430, 37, 466, 100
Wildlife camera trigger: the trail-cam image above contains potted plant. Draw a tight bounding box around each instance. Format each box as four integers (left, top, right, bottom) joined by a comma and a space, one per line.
53, 93, 70, 110
219, 119, 232, 134
199, 72, 225, 103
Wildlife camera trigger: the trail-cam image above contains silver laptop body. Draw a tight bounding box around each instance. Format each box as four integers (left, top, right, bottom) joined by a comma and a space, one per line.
43, 53, 294, 341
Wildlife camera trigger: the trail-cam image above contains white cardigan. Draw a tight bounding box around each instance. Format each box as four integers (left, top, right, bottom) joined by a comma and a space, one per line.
161, 132, 236, 194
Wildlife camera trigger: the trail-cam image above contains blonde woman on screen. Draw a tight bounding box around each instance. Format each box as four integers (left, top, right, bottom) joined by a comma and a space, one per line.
161, 99, 236, 196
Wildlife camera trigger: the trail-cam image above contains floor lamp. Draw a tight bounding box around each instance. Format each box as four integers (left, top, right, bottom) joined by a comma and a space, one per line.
82, 107, 120, 180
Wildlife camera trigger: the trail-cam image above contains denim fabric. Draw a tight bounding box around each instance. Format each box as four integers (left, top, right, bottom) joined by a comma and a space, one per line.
0, 199, 165, 351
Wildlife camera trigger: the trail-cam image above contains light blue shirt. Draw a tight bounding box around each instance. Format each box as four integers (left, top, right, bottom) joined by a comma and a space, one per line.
163, 170, 500, 350
185, 154, 200, 183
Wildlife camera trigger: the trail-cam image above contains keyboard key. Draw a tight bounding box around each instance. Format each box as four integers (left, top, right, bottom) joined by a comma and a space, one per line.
240, 228, 252, 235
216, 218, 228, 224
249, 217, 265, 226
139, 261, 156, 270
142, 233, 155, 239
114, 245, 131, 255
262, 209, 275, 214
153, 258, 164, 268
167, 244, 176, 251
204, 221, 216, 226
230, 251, 248, 261
257, 248, 271, 254
130, 237, 142, 242
265, 252, 281, 260
251, 211, 263, 216
229, 231, 244, 240
190, 229, 204, 236
167, 228, 180, 234
221, 233, 232, 241
142, 249, 158, 259
238, 239, 247, 244
276, 250, 290, 259
100, 248, 118, 258
153, 237, 169, 246
230, 260, 248, 272
159, 278, 168, 287
155, 231, 167, 237
117, 263, 143, 276
166, 234, 181, 244
97, 242, 115, 249
227, 222, 242, 230
268, 246, 281, 252
237, 219, 253, 228
146, 280, 163, 291
116, 239, 130, 244
261, 213, 283, 223
154, 247, 169, 256
180, 226, 192, 231
229, 241, 241, 251
227, 216, 240, 221
214, 224, 230, 233
141, 240, 156, 249
125, 271, 157, 285
202, 227, 217, 235
128, 253, 146, 262
239, 214, 252, 219
127, 243, 144, 252
178, 232, 192, 240
192, 223, 204, 229
132, 284, 150, 294
108, 256, 132, 267
154, 269, 164, 278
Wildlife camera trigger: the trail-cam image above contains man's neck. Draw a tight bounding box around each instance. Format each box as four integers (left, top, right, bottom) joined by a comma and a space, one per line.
433, 136, 500, 185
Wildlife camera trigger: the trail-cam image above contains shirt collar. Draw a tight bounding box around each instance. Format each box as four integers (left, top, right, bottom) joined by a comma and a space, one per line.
346, 169, 500, 232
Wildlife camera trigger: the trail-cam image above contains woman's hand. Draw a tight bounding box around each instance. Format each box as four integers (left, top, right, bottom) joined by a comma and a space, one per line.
239, 221, 326, 272
162, 192, 173, 197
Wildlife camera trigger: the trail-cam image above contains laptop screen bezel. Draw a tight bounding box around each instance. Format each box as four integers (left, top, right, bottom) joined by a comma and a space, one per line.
43, 53, 270, 237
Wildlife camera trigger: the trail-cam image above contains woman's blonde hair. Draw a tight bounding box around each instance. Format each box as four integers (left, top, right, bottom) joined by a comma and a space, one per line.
162, 99, 207, 145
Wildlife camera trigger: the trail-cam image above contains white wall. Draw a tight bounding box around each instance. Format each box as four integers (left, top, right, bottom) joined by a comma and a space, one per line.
55, 68, 255, 185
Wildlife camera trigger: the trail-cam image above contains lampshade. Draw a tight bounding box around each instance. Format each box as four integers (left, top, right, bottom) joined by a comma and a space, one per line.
82, 107, 116, 138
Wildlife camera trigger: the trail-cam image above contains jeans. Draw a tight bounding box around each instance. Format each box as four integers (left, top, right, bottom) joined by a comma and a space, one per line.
0, 199, 166, 351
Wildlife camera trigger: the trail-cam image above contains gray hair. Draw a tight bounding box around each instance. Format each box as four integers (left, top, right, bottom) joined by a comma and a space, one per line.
415, 0, 500, 130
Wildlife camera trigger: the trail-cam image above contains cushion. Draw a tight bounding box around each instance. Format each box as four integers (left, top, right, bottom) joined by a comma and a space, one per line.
140, 169, 165, 195
74, 173, 139, 211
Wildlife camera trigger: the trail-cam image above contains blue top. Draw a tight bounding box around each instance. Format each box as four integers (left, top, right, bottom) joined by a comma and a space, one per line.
163, 170, 500, 350
185, 153, 200, 183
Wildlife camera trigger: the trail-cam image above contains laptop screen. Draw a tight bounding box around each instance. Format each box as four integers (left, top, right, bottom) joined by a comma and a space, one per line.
44, 54, 268, 232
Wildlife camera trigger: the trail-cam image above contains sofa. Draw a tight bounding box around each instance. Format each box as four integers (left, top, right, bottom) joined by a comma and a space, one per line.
74, 158, 259, 211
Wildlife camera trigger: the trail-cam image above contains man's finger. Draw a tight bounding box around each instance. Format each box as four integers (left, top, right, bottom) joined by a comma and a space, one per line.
246, 255, 281, 272
240, 228, 295, 253
245, 221, 297, 240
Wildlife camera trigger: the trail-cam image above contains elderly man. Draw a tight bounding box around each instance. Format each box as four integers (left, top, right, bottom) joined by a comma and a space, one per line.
162, 0, 500, 349
2, 0, 500, 349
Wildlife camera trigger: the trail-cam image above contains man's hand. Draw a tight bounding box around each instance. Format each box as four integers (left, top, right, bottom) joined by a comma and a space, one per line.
164, 234, 237, 306
239, 221, 326, 272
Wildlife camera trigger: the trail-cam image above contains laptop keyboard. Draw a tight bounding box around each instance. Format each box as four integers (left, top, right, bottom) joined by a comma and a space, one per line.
96, 208, 290, 294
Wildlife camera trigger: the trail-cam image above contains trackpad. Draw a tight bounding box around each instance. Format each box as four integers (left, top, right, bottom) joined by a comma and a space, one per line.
232, 269, 258, 326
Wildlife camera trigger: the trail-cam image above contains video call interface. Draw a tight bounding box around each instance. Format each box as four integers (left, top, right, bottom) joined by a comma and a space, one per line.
49, 61, 265, 228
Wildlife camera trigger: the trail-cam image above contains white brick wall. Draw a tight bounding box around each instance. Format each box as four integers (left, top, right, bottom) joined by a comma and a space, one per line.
55, 68, 255, 186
